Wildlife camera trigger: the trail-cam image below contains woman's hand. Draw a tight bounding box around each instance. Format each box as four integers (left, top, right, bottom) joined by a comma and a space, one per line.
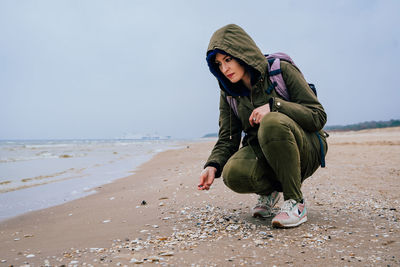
198, 166, 217, 190
249, 104, 271, 127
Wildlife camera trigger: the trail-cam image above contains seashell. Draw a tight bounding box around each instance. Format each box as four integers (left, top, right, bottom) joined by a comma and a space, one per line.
159, 251, 174, 256
130, 258, 143, 264
254, 240, 264, 246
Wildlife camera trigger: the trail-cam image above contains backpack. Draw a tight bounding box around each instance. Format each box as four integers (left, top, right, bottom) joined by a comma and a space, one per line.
225, 52, 326, 167
265, 52, 317, 100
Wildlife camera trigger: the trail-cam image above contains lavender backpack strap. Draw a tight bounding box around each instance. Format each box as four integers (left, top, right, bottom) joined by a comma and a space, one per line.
266, 57, 290, 101
226, 95, 239, 117
265, 53, 292, 101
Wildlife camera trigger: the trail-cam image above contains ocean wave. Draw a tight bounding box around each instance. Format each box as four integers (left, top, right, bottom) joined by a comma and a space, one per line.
0, 168, 86, 193
0, 152, 87, 163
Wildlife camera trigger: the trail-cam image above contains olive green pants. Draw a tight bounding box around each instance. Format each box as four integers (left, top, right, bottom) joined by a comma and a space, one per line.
222, 112, 327, 202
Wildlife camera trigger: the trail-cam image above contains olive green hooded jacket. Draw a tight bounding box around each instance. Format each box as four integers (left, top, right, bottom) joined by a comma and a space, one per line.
205, 24, 327, 177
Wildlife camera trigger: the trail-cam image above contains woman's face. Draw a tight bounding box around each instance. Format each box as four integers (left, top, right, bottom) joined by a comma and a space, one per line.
215, 53, 247, 84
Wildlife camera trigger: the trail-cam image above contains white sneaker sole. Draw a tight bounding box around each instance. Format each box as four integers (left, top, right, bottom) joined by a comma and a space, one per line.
272, 215, 308, 228
252, 210, 274, 218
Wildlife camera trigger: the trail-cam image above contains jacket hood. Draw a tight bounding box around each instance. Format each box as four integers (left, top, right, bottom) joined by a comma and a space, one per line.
206, 24, 268, 96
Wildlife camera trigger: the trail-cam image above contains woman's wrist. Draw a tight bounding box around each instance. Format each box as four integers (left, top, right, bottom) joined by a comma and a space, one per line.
204, 162, 221, 177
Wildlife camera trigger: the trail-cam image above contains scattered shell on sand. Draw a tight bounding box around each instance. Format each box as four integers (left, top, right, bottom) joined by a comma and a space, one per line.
37, 187, 399, 266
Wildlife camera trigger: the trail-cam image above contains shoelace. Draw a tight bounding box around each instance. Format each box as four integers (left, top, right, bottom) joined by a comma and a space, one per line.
255, 195, 266, 208
256, 195, 273, 209
280, 199, 297, 213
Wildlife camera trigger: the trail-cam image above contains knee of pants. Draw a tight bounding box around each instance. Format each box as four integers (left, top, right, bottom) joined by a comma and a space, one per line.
223, 147, 276, 194
258, 112, 293, 142
223, 156, 279, 194
222, 157, 251, 193
222, 147, 263, 194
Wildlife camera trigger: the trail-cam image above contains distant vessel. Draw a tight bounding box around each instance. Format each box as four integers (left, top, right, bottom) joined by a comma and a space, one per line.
119, 133, 171, 140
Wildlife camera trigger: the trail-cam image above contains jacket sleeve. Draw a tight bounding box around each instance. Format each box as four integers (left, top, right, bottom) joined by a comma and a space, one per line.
269, 61, 327, 132
204, 92, 242, 178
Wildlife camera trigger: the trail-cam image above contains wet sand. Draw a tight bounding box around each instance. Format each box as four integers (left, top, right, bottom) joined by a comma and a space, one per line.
0, 127, 399, 266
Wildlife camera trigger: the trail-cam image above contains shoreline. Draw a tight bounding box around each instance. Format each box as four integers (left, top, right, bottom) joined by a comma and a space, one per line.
1, 128, 399, 266
0, 139, 191, 222
0, 140, 217, 265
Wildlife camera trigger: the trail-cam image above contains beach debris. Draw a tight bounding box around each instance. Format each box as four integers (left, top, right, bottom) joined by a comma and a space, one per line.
89, 248, 105, 253
141, 200, 147, 205
159, 251, 174, 256
254, 240, 264, 246
129, 258, 143, 264
53, 192, 400, 266
26, 254, 35, 258
0, 180, 11, 185
147, 256, 161, 262
382, 240, 395, 246
103, 219, 111, 223
24, 234, 34, 238
133, 246, 144, 252
302, 233, 313, 238
59, 154, 72, 158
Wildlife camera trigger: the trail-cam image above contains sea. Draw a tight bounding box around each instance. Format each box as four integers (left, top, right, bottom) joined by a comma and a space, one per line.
0, 138, 185, 221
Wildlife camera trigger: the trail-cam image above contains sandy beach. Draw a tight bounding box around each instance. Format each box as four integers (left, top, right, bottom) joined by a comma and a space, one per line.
1, 127, 399, 266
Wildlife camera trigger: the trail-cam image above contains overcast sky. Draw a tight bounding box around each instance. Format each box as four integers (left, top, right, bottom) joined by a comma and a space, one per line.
1, 0, 399, 139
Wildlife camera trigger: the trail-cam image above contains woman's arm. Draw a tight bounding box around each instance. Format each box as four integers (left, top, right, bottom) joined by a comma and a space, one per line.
204, 92, 242, 178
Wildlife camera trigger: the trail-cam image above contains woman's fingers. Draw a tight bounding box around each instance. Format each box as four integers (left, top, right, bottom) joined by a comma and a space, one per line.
198, 171, 207, 190
249, 104, 271, 127
249, 111, 258, 127
198, 167, 215, 190
249, 111, 255, 126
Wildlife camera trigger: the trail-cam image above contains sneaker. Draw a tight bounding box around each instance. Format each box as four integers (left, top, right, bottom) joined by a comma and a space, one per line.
272, 199, 307, 228
252, 191, 281, 218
